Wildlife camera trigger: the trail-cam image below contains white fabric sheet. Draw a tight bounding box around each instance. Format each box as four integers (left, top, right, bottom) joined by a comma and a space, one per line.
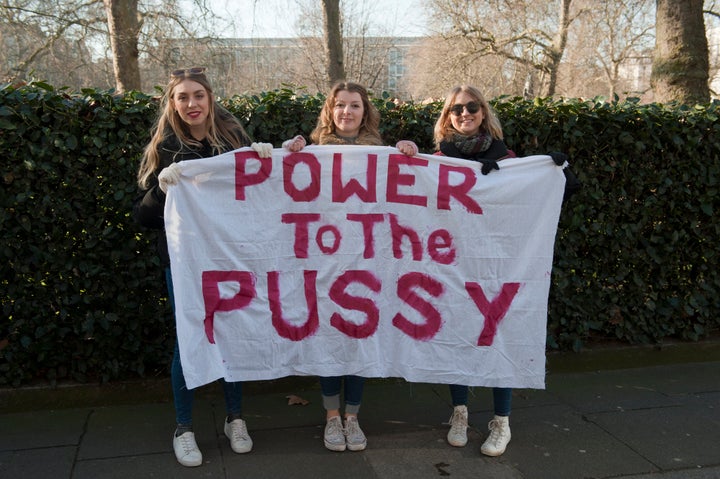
164, 145, 565, 389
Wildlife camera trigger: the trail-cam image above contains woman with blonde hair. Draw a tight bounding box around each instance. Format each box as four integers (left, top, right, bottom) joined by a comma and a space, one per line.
133, 67, 272, 467
433, 84, 515, 457
433, 84, 512, 174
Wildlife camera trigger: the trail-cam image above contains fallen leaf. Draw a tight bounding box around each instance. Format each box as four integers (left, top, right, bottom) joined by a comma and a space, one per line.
286, 394, 310, 406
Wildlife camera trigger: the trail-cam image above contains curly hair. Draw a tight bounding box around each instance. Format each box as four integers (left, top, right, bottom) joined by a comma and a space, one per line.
310, 81, 382, 145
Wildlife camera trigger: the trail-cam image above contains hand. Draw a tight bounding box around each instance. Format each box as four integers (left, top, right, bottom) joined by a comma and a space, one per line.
395, 140, 418, 156
251, 142, 273, 158
158, 162, 182, 193
549, 151, 568, 166
282, 135, 306, 152
479, 158, 499, 175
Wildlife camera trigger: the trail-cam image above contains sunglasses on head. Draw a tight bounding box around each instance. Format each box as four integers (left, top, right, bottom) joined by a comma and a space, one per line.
449, 101, 481, 116
171, 67, 207, 78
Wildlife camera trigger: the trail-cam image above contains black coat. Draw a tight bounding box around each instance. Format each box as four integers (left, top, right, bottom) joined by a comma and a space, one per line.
438, 138, 511, 161
132, 134, 237, 266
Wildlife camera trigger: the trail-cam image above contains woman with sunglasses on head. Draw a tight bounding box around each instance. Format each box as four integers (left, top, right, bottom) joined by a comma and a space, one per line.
133, 67, 272, 467
433, 84, 515, 457
282, 81, 417, 453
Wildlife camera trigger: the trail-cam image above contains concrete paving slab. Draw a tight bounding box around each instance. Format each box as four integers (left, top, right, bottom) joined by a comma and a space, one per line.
503, 404, 658, 479
74, 451, 226, 479
621, 467, 720, 479
242, 387, 321, 431
0, 446, 76, 479
368, 428, 524, 478
597, 362, 720, 397
227, 424, 375, 478
358, 381, 451, 433
2, 354, 720, 478
79, 403, 180, 459
0, 408, 90, 450
546, 369, 684, 414
587, 402, 720, 470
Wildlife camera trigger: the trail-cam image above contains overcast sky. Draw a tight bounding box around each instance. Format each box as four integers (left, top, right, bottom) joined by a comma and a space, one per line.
201, 0, 428, 38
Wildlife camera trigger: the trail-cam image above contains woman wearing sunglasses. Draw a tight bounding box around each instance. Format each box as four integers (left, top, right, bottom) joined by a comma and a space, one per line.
433, 84, 515, 457
133, 67, 272, 467
433, 84, 514, 173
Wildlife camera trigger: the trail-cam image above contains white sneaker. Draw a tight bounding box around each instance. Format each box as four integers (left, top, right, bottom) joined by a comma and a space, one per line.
481, 415, 511, 456
173, 431, 202, 467
323, 416, 346, 451
224, 417, 253, 454
344, 416, 367, 451
447, 405, 468, 447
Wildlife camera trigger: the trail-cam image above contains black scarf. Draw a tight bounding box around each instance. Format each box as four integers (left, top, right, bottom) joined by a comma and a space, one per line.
439, 133, 509, 161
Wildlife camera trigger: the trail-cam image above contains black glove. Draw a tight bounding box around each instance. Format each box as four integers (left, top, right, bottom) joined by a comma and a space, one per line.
549, 151, 568, 166
479, 158, 500, 175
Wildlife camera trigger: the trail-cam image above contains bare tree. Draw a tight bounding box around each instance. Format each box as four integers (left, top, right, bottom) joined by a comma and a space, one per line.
322, 0, 345, 86
0, 1, 107, 85
560, 0, 655, 100
424, 0, 580, 97
593, 0, 655, 99
544, 0, 573, 95
103, 0, 140, 92
652, 0, 710, 103
704, 0, 720, 97
0, 0, 221, 92
289, 0, 403, 93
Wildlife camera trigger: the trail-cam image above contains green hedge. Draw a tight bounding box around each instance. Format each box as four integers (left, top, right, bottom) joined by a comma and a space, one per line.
1, 82, 718, 386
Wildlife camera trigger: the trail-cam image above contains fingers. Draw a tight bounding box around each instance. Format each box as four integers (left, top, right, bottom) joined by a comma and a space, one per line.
282, 135, 306, 152
158, 162, 182, 193
251, 142, 274, 158
549, 151, 568, 166
480, 159, 499, 175
395, 140, 418, 156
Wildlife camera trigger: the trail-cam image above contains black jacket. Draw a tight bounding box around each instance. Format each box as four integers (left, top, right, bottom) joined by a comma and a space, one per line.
132, 133, 240, 266
438, 137, 512, 161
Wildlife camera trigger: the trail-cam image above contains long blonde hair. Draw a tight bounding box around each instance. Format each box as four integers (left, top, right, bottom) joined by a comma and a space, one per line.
137, 70, 249, 188
310, 81, 382, 145
433, 85, 504, 149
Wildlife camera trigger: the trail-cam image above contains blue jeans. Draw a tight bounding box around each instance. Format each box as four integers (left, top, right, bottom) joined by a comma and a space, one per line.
166, 268, 243, 425
319, 375, 365, 415
449, 384, 512, 416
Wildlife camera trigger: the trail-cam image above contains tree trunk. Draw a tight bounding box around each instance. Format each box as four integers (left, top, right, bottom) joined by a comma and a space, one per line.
651, 0, 709, 104
322, 0, 345, 87
104, 0, 141, 93
545, 0, 573, 96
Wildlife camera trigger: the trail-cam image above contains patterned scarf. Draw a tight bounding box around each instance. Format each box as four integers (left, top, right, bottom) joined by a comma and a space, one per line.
452, 132, 493, 156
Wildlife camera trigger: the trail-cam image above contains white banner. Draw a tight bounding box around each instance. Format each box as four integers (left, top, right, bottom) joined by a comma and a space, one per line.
165, 145, 565, 390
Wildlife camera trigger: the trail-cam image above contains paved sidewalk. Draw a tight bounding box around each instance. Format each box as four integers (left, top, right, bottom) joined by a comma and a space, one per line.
1, 354, 719, 478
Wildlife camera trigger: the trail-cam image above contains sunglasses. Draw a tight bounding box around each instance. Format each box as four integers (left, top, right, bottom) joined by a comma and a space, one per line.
449, 101, 481, 116
171, 67, 207, 77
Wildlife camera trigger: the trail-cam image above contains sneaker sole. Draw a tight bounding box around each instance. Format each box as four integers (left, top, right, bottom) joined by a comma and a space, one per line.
324, 440, 347, 452
448, 438, 468, 447
481, 447, 506, 457
228, 443, 253, 454
481, 441, 509, 457
224, 429, 253, 453
347, 442, 367, 451
177, 457, 203, 467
